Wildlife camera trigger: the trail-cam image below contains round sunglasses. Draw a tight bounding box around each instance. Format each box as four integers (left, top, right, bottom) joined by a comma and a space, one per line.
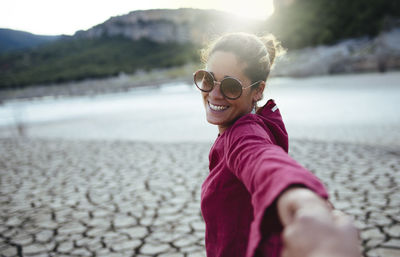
193, 70, 262, 100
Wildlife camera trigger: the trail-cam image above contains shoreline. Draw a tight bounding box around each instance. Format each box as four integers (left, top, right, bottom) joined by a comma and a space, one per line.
1, 69, 398, 104
0, 63, 197, 103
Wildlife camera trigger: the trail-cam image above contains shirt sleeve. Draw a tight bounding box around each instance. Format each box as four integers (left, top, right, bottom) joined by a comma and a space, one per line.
224, 124, 328, 257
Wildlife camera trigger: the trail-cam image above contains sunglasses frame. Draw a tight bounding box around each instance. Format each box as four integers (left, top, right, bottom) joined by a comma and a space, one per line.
193, 70, 262, 100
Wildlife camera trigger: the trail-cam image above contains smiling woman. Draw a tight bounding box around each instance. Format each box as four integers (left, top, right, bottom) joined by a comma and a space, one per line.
193, 32, 361, 257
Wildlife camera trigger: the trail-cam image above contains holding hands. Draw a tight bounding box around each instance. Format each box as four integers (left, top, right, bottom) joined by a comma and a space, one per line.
278, 188, 361, 257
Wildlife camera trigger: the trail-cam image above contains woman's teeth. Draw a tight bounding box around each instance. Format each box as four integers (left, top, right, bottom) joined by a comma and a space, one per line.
209, 102, 229, 111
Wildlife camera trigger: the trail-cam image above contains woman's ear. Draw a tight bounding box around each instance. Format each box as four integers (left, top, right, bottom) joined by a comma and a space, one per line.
253, 81, 266, 102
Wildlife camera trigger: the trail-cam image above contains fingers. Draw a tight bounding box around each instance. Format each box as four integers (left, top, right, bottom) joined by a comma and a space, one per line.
281, 210, 361, 257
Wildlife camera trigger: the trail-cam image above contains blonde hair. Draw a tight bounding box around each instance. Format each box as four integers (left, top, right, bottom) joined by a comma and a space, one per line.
201, 32, 285, 86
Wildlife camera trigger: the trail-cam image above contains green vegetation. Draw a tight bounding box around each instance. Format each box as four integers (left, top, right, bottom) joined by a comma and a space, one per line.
0, 37, 198, 89
0, 28, 59, 53
268, 0, 400, 49
1, 2, 399, 89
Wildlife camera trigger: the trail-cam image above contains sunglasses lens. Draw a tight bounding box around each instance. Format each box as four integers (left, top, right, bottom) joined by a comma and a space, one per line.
194, 71, 214, 92
221, 78, 242, 99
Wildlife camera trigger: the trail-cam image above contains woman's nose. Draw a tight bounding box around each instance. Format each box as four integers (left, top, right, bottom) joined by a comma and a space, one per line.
209, 82, 224, 99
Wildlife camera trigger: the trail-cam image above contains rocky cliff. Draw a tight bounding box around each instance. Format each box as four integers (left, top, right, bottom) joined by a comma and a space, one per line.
74, 8, 400, 76
74, 8, 263, 44
272, 28, 400, 77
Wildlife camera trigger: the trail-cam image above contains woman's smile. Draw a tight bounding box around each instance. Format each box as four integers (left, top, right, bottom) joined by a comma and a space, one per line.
208, 101, 230, 111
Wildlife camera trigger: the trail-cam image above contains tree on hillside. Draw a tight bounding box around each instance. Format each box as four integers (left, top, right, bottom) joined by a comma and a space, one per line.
268, 0, 400, 49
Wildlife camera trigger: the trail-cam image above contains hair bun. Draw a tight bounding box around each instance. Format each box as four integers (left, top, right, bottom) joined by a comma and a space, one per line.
260, 34, 285, 66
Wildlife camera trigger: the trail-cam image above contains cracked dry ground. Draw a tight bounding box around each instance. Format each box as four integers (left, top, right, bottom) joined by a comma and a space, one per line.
0, 138, 399, 257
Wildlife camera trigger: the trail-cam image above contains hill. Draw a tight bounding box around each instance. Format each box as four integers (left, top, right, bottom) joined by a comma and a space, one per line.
0, 28, 60, 53
74, 8, 262, 44
268, 0, 400, 49
0, 36, 198, 88
0, 8, 262, 89
0, 4, 399, 90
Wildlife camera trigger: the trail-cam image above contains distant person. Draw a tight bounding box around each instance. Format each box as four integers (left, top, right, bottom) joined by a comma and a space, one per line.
193, 32, 361, 257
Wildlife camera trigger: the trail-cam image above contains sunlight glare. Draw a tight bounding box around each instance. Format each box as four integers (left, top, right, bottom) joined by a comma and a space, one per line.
221, 1, 274, 21
0, 0, 275, 35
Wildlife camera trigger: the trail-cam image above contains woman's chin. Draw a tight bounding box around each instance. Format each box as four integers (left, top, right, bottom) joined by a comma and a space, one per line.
206, 116, 223, 126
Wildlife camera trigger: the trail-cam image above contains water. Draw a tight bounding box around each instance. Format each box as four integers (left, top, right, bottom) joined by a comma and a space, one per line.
1, 72, 399, 146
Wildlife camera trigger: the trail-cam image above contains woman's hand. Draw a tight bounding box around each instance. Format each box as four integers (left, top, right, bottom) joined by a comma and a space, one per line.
278, 188, 361, 257
281, 210, 361, 257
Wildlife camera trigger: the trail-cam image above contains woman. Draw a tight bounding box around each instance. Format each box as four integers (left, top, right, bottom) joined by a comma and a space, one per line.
193, 32, 360, 257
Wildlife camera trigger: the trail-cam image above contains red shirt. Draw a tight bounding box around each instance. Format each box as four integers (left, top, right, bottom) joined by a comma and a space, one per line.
200, 99, 328, 257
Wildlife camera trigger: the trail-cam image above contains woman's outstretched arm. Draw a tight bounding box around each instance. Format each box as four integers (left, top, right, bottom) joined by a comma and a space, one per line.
277, 188, 361, 257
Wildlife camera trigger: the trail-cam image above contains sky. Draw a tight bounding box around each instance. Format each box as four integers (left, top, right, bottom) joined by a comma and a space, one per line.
0, 0, 274, 36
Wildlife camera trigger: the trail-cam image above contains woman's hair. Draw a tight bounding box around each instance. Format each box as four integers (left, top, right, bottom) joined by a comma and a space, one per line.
201, 32, 285, 86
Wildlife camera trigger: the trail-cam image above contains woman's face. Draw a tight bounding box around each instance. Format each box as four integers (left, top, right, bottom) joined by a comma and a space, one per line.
202, 51, 263, 134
